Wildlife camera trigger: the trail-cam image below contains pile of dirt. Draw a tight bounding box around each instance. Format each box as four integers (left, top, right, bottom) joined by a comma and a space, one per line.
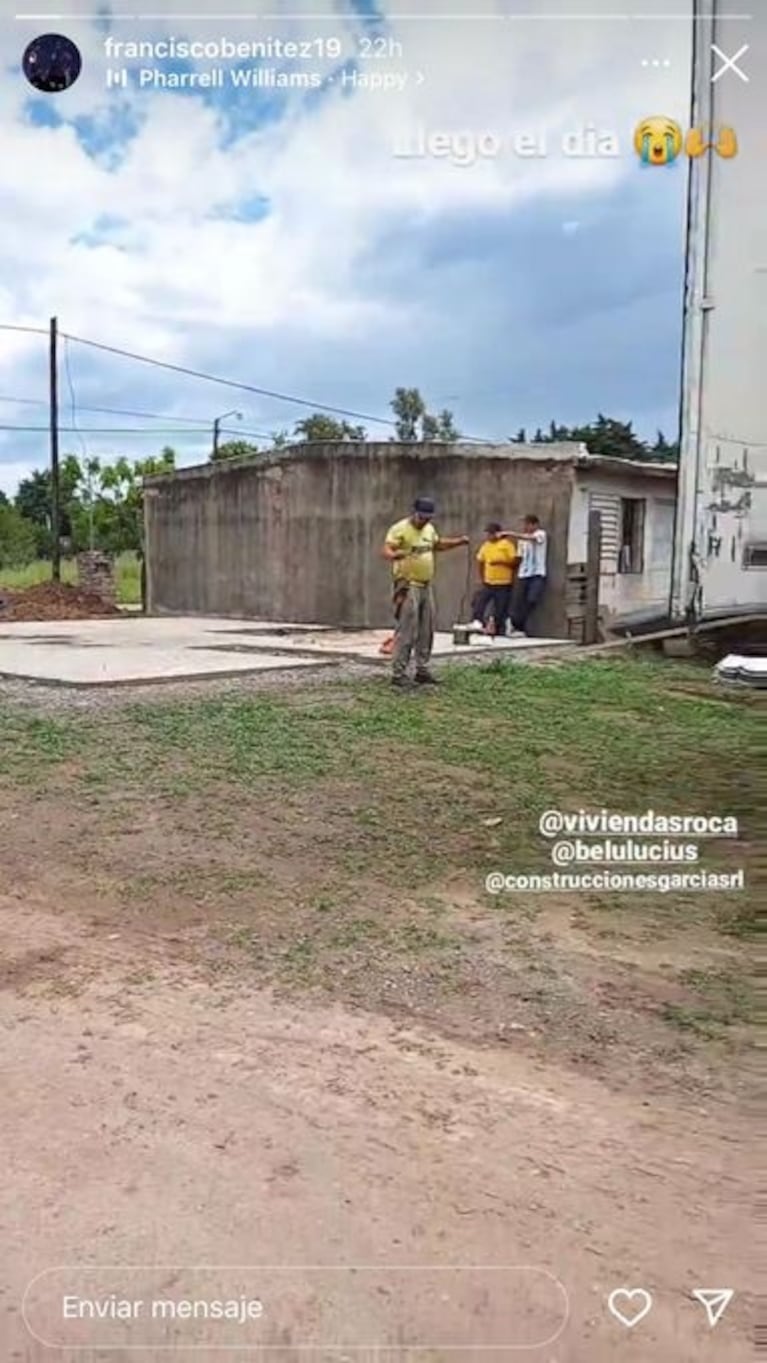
0, 581, 121, 622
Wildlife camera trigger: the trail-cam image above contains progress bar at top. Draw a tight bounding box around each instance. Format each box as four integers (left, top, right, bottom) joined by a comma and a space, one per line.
13, 10, 755, 19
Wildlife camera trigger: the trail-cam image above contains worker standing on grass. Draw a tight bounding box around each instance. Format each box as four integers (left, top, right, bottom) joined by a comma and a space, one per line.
470, 521, 520, 637
382, 497, 469, 689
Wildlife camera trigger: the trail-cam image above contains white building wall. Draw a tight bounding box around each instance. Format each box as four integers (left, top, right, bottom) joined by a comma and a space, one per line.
570, 470, 677, 620
672, 0, 767, 617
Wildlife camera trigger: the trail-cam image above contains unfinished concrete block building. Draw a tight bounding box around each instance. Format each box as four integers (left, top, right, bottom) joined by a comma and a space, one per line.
144, 442, 677, 638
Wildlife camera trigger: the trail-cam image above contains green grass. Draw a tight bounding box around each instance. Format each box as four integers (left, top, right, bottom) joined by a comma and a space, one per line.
0, 654, 756, 798
0, 655, 758, 888
666, 961, 756, 1040
0, 654, 757, 1074
676, 967, 755, 1026
661, 981, 754, 1039
0, 551, 140, 605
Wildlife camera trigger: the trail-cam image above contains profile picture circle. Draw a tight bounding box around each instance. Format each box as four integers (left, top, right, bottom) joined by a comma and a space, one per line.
22, 33, 82, 93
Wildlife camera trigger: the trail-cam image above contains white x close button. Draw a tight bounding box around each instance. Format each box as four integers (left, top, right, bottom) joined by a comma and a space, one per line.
711, 43, 749, 83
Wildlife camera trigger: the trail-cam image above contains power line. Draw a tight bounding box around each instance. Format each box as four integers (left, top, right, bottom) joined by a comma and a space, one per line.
0, 425, 268, 436
0, 323, 48, 337
2, 319, 494, 442
62, 329, 492, 440
61, 330, 401, 428
64, 336, 100, 550
0, 394, 274, 440
63, 337, 89, 466
1, 319, 399, 430
0, 393, 255, 430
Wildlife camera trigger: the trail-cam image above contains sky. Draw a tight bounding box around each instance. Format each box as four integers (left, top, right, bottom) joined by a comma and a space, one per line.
0, 0, 694, 497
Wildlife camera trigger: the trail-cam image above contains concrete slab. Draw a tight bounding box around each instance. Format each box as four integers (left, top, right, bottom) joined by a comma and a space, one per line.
0, 616, 574, 687
0, 618, 339, 687
215, 627, 572, 661
266, 628, 573, 661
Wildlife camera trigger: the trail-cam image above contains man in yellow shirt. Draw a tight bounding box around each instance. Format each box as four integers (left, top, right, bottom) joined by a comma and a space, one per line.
471, 521, 519, 637
382, 496, 469, 687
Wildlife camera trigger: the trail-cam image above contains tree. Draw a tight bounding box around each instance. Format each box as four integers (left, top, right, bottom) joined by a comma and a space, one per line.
292, 414, 366, 442
569, 414, 648, 460
524, 414, 660, 462
391, 387, 426, 441
69, 448, 176, 554
81, 457, 102, 550
438, 409, 460, 440
111, 449, 176, 553
209, 439, 261, 463
0, 502, 37, 568
0, 490, 8, 508
510, 428, 527, 443
391, 387, 460, 442
650, 430, 679, 462
15, 468, 53, 529
548, 420, 571, 442
6, 447, 180, 562
14, 455, 83, 554
422, 409, 460, 442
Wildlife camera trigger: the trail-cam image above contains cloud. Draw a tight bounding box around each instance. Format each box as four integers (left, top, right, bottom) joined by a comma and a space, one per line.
0, 0, 692, 493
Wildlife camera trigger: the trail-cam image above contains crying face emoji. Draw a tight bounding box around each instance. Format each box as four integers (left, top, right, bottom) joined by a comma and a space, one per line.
633, 116, 683, 166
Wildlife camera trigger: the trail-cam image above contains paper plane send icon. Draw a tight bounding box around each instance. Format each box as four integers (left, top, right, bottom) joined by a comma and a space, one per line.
692, 1289, 734, 1327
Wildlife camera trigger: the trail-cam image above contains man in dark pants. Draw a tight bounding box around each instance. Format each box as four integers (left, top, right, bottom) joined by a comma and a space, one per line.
511, 514, 548, 634
471, 522, 519, 636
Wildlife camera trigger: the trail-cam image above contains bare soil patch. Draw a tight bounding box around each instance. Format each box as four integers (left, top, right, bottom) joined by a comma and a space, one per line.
0, 580, 120, 621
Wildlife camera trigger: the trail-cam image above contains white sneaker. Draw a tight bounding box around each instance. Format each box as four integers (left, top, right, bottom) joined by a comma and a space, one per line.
469, 619, 484, 631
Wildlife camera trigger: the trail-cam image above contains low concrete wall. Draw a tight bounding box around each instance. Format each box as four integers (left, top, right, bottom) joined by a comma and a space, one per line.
144, 443, 578, 636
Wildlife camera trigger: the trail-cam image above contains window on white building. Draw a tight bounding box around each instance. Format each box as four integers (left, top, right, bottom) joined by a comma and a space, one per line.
618, 498, 646, 574
651, 498, 676, 571
743, 542, 767, 568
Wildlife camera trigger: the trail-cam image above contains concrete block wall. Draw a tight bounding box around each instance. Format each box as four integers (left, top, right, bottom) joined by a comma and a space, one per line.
77, 550, 116, 606
144, 443, 578, 637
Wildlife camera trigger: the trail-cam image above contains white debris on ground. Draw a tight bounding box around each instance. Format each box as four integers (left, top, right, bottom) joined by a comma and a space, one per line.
715, 654, 767, 688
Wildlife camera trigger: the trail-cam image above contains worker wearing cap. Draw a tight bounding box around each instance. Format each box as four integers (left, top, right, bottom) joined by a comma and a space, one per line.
471, 521, 520, 637
382, 497, 469, 687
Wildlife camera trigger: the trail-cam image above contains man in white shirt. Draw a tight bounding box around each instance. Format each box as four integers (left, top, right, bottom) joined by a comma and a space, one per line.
510, 514, 547, 634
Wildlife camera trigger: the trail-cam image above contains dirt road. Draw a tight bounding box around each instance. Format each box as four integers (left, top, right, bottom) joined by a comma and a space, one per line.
1, 894, 754, 1362
2, 659, 757, 1359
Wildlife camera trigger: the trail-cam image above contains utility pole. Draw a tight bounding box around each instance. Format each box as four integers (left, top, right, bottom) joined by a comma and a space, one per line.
49, 316, 61, 581
212, 409, 242, 459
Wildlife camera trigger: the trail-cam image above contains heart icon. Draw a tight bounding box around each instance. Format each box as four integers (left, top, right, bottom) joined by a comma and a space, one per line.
608, 1288, 653, 1328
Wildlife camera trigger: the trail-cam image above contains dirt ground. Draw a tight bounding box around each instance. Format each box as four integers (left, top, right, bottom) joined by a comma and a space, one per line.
0, 657, 757, 1361
0, 581, 120, 622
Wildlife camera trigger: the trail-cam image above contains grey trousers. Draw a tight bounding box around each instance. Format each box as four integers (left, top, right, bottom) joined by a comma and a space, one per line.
392, 583, 435, 678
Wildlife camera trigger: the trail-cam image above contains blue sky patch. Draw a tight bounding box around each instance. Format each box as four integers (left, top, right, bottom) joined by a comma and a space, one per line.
23, 97, 64, 128
71, 212, 131, 248
210, 194, 270, 223
347, 0, 387, 31
73, 101, 143, 168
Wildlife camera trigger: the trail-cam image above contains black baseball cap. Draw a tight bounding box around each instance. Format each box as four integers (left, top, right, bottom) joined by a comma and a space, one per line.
413, 496, 435, 514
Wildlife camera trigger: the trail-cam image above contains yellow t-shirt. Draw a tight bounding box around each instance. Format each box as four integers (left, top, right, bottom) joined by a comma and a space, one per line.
476, 537, 518, 586
385, 518, 440, 585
